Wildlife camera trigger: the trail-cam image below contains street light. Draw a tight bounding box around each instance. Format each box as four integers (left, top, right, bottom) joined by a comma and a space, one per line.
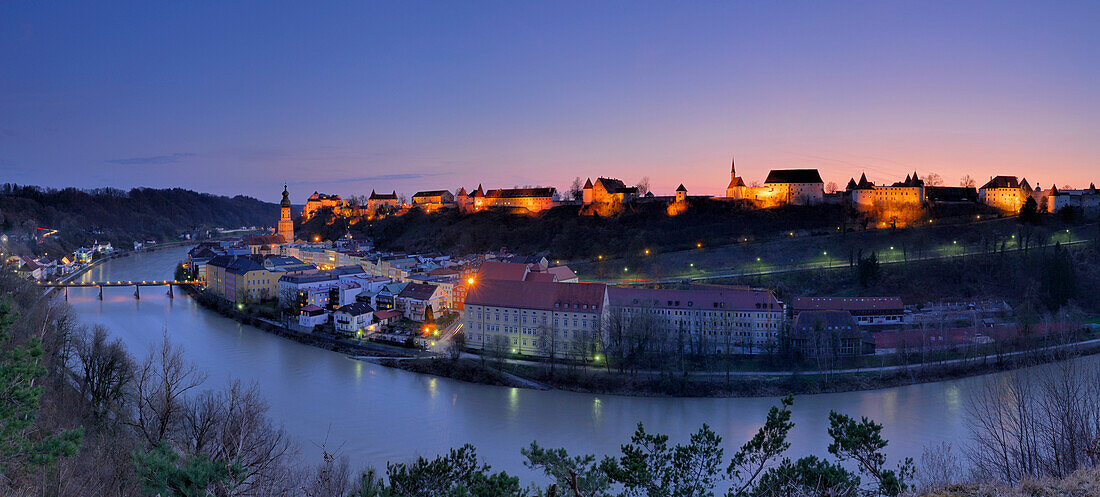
467, 277, 474, 285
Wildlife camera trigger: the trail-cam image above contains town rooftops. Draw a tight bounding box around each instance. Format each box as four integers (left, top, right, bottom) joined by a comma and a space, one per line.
764, 169, 824, 184
546, 265, 578, 282
308, 192, 342, 201
791, 296, 904, 314
330, 265, 366, 276
464, 280, 606, 312
242, 234, 286, 246
335, 301, 374, 316
279, 271, 337, 284
483, 187, 556, 198
980, 176, 1020, 190
475, 261, 532, 281
605, 286, 781, 311
412, 190, 452, 199
398, 282, 440, 301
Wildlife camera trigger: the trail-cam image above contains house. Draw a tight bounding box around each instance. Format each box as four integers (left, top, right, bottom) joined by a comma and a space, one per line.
846, 172, 925, 211
979, 176, 1028, 213
367, 190, 400, 211
374, 282, 408, 311
546, 265, 579, 283
411, 190, 456, 212
298, 304, 329, 328
789, 310, 875, 357
205, 255, 277, 303
463, 280, 607, 357
242, 234, 286, 256
277, 271, 337, 308
790, 296, 905, 328
263, 256, 313, 273
604, 286, 785, 354
474, 187, 557, 213
373, 310, 402, 328
333, 301, 376, 335
397, 282, 445, 322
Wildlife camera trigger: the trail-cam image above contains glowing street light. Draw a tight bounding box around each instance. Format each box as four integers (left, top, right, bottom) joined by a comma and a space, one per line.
696, 243, 702, 248
467, 277, 475, 285
623, 267, 629, 272
644, 249, 650, 255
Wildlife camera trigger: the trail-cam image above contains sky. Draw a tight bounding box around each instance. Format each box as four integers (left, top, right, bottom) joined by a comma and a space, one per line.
2, 1, 1098, 202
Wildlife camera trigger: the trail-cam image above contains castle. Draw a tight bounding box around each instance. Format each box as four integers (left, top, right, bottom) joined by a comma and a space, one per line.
724, 158, 825, 207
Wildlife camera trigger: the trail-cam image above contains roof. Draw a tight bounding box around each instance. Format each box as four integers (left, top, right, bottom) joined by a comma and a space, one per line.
428, 267, 460, 277
764, 169, 824, 184
547, 265, 577, 281
465, 280, 606, 312
300, 304, 324, 313
791, 296, 903, 313
475, 261, 531, 281
369, 190, 399, 200
727, 176, 746, 188
398, 282, 440, 300
242, 234, 286, 246
583, 178, 594, 189
307, 192, 342, 201
330, 265, 366, 276
676, 184, 687, 192
374, 310, 403, 320
483, 187, 556, 199
280, 272, 337, 284
412, 190, 452, 198
606, 286, 781, 311
980, 175, 1020, 190
223, 256, 267, 275
264, 256, 306, 266
335, 301, 375, 316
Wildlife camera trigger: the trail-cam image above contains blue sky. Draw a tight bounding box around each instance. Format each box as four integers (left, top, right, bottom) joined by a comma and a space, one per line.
2, 1, 1098, 202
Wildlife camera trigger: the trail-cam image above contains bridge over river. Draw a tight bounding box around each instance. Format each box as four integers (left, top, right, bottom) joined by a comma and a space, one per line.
36, 279, 201, 299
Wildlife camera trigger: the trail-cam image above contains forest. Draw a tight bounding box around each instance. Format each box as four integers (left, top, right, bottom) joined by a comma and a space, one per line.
0, 184, 279, 256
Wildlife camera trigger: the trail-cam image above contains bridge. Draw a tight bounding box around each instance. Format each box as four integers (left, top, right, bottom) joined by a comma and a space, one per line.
36, 280, 201, 300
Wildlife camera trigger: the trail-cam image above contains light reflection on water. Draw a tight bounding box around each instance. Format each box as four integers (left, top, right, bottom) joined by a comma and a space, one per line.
63, 246, 1100, 480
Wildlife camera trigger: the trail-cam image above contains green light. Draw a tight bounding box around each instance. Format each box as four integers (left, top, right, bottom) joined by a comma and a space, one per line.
689, 263, 694, 267
889, 246, 894, 250
756, 257, 761, 262
822, 251, 827, 256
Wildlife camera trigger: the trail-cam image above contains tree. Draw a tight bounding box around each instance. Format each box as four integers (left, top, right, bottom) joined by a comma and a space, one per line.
856, 251, 880, 288
827, 412, 915, 496
385, 444, 524, 497
1019, 196, 1040, 224
75, 325, 134, 421
523, 442, 610, 497
636, 177, 651, 197
921, 173, 944, 187
569, 177, 585, 202
960, 175, 977, 188
0, 299, 84, 479
131, 336, 207, 446
825, 181, 839, 194
600, 423, 725, 497
536, 324, 561, 377
727, 396, 795, 496
132, 441, 244, 497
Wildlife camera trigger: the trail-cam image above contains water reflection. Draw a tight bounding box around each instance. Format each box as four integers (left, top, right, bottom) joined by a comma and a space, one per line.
62, 245, 1100, 480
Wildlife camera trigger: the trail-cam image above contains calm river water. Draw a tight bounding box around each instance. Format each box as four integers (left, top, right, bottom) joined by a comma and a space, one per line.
64, 245, 1075, 478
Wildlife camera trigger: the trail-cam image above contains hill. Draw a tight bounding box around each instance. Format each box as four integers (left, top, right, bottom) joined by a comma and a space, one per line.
0, 184, 279, 256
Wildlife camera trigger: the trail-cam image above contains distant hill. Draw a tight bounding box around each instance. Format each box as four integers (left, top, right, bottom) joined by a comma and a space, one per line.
0, 184, 279, 255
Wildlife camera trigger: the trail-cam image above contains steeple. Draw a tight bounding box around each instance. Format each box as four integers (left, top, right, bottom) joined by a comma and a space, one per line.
731, 156, 736, 175
280, 184, 291, 207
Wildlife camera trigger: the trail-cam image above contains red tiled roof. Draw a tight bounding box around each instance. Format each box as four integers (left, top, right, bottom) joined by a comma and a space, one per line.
374, 310, 402, 320
547, 265, 577, 281
465, 280, 606, 312
475, 261, 531, 281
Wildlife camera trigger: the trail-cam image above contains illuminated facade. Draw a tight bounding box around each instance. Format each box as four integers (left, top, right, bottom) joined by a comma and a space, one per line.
846, 172, 926, 218
582, 177, 637, 205
303, 191, 344, 219
725, 163, 824, 207
474, 187, 557, 213
463, 280, 606, 357
367, 189, 400, 211
411, 189, 455, 212
278, 185, 294, 243
979, 176, 1028, 213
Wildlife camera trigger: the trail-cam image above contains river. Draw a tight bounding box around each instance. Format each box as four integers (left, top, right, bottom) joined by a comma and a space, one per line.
64, 245, 1060, 478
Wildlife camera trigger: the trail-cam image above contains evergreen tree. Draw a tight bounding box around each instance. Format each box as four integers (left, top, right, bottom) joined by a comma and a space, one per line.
0, 299, 83, 479
132, 441, 244, 497
1018, 196, 1040, 224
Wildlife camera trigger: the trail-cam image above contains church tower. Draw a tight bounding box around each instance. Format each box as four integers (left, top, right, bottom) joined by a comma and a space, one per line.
278, 185, 294, 243
726, 156, 746, 199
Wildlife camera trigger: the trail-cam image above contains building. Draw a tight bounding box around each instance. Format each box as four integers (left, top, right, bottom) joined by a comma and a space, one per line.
298, 304, 329, 328
278, 185, 294, 243
367, 190, 400, 211
396, 282, 445, 322
205, 255, 277, 303
411, 190, 455, 212
474, 187, 557, 213
979, 176, 1029, 213
303, 192, 344, 219
604, 286, 784, 354
333, 301, 376, 335
263, 256, 313, 273
789, 310, 874, 357
925, 186, 978, 203
724, 162, 824, 207
582, 178, 637, 205
674, 184, 687, 203
455, 187, 475, 214
846, 172, 925, 210
463, 280, 607, 357
277, 271, 337, 308
242, 234, 286, 256
790, 296, 905, 328
1048, 184, 1100, 216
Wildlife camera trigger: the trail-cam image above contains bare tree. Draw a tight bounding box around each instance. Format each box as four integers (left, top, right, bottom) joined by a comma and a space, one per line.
75, 325, 134, 421
918, 442, 960, 491
921, 172, 944, 186
636, 177, 651, 197
960, 175, 977, 188
130, 335, 207, 446
536, 323, 560, 377
568, 177, 584, 202
825, 181, 839, 194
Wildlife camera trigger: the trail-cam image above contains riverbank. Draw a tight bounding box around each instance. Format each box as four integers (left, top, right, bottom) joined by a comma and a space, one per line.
378, 336, 1100, 397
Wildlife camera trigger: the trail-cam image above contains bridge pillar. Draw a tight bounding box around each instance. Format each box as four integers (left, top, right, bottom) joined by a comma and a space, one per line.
134, 285, 140, 300
64, 287, 68, 301
98, 286, 103, 300
167, 284, 174, 298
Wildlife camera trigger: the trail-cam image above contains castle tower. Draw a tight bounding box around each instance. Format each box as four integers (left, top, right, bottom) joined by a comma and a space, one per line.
726, 156, 746, 199
675, 184, 687, 203
278, 185, 294, 243
582, 178, 594, 204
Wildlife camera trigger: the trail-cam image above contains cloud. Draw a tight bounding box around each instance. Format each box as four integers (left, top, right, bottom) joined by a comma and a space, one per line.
107, 153, 196, 165
291, 173, 448, 185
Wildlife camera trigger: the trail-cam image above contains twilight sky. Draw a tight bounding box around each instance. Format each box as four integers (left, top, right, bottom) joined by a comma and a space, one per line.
2, 1, 1098, 203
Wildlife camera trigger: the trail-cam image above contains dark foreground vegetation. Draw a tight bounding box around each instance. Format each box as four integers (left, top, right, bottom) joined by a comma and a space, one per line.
0, 184, 278, 256
4, 273, 1100, 496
